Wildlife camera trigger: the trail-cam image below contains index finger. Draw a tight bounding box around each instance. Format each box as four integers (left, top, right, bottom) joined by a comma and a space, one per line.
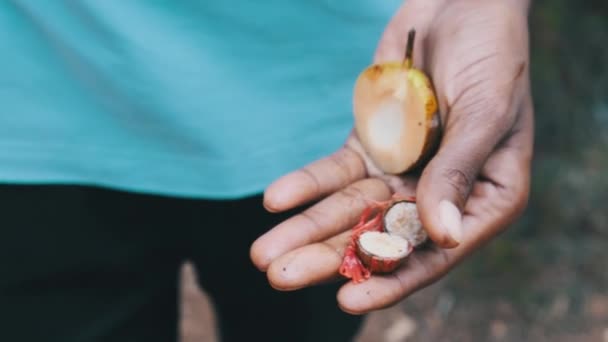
264, 136, 367, 213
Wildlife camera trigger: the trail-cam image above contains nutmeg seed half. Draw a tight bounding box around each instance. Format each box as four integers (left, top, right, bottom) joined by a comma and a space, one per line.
355, 231, 412, 273
383, 199, 428, 247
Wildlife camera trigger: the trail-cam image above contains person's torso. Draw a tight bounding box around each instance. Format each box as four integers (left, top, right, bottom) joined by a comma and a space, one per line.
0, 0, 401, 198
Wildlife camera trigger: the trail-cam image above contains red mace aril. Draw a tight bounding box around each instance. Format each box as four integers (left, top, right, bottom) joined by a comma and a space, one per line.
339, 195, 428, 284
352, 28, 440, 174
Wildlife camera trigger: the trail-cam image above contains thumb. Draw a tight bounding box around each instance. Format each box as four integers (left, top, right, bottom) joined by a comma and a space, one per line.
416, 100, 514, 248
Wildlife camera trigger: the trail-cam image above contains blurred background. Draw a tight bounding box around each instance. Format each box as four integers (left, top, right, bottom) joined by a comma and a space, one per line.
179, 1, 608, 341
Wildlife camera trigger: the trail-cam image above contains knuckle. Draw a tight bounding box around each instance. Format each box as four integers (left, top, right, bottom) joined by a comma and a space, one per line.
344, 139, 377, 177
320, 240, 344, 260
299, 209, 326, 235
329, 148, 357, 180
337, 184, 365, 204
442, 167, 473, 206
392, 273, 408, 295
300, 167, 321, 195
328, 151, 348, 175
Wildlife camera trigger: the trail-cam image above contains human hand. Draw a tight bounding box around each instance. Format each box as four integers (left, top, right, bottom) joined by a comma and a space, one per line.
251, 0, 534, 314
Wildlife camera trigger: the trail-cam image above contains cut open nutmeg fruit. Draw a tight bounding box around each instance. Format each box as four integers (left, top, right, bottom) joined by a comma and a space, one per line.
352, 29, 440, 174
339, 196, 428, 283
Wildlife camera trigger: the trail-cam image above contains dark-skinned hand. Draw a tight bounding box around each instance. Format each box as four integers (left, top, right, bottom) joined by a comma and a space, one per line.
251, 0, 534, 314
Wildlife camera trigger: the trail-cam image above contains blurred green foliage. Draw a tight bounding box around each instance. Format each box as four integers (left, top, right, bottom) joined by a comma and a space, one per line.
528, 0, 608, 242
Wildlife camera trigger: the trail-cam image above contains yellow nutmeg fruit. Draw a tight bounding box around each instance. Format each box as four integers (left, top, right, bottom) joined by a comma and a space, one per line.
353, 29, 440, 175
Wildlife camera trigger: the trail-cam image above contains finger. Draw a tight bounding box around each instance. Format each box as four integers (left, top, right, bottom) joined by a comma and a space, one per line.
416, 123, 510, 247
416, 76, 522, 248
251, 178, 392, 271
337, 245, 455, 314
266, 230, 352, 291
263, 139, 367, 213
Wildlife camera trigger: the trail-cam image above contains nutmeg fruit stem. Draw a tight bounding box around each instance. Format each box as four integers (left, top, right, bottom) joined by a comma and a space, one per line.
403, 29, 416, 69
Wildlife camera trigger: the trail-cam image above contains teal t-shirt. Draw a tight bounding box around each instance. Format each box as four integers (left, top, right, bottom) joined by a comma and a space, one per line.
0, 1, 401, 199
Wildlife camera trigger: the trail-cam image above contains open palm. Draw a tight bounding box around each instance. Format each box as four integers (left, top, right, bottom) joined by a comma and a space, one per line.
251, 0, 533, 314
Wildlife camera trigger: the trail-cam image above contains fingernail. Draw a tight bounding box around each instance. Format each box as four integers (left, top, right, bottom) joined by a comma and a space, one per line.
439, 200, 463, 244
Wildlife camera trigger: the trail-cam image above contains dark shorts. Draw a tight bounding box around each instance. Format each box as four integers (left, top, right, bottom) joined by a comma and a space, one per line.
0, 185, 363, 342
